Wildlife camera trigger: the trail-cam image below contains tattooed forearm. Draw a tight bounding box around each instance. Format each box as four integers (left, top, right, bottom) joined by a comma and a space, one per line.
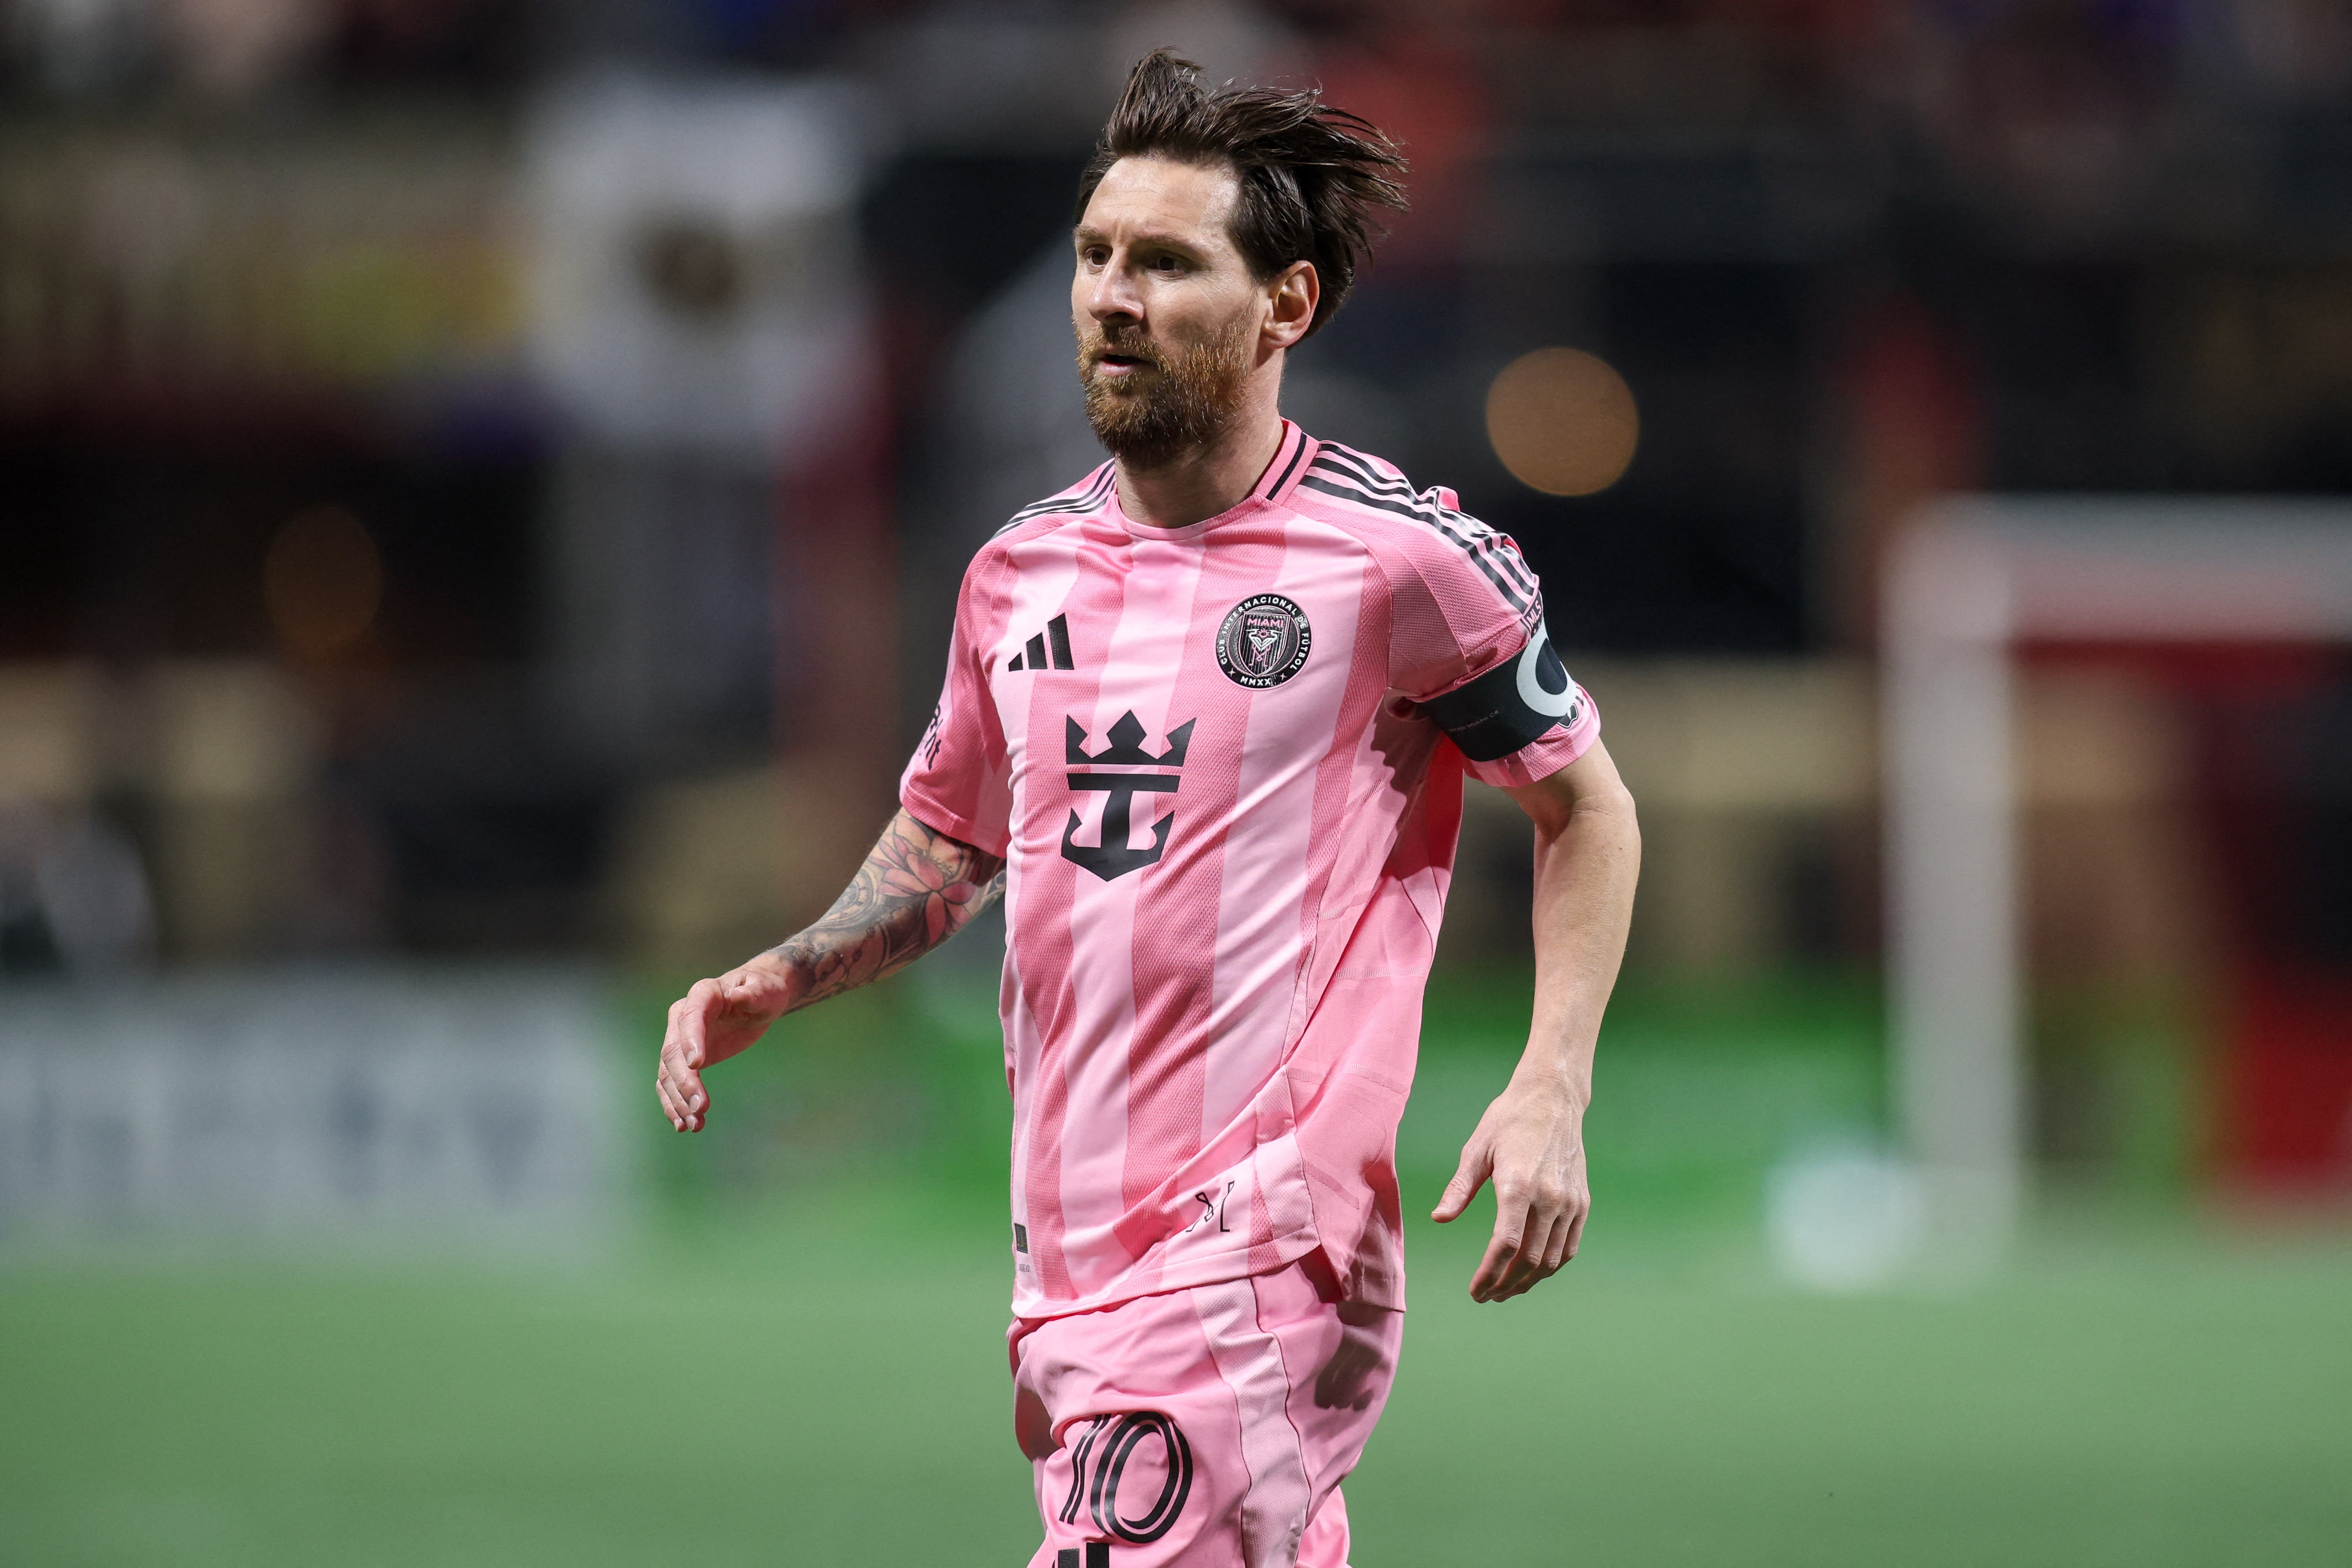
769, 808, 1006, 1012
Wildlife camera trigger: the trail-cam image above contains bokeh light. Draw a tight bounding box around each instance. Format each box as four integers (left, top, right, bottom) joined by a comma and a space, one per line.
1485, 347, 1640, 496
263, 506, 382, 660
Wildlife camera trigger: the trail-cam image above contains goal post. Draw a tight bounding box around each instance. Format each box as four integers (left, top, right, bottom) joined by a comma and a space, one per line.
1884, 498, 2352, 1264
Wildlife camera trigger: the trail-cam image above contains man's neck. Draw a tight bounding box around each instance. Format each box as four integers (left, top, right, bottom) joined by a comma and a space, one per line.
1114, 407, 1288, 530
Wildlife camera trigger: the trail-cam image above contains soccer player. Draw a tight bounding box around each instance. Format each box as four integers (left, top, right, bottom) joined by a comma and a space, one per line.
656, 50, 1640, 1568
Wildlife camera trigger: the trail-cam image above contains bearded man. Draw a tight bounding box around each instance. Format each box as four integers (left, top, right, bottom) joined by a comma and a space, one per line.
656, 49, 1641, 1568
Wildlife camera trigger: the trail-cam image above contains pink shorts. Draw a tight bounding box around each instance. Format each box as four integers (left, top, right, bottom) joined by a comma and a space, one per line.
1009, 1257, 1402, 1568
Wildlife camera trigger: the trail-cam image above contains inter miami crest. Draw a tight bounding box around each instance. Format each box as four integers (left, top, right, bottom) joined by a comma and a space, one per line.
1215, 594, 1311, 689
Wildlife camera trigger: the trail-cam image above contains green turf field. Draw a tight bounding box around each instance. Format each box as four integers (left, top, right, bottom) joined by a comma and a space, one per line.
4, 969, 2346, 1565
5, 1196, 2347, 1566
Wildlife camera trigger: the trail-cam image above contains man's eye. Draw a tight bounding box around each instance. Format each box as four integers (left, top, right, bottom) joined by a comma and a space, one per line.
1151, 256, 1185, 274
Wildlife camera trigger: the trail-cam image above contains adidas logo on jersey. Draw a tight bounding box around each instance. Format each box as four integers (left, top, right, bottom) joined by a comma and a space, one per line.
1061, 711, 1194, 881
1006, 614, 1076, 671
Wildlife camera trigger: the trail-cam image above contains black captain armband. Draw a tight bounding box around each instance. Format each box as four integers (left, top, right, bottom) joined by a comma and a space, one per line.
1418, 623, 1584, 762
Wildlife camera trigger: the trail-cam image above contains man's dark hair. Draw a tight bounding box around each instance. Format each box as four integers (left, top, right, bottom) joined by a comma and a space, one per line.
1076, 49, 1408, 341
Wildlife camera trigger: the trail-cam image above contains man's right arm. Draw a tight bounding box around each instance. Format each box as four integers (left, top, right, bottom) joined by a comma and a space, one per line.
655, 807, 1006, 1133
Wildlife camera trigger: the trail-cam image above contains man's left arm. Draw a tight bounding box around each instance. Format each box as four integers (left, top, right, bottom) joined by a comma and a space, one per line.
1431, 739, 1640, 1302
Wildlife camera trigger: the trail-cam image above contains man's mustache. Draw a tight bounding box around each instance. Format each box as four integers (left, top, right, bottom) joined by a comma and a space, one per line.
1082, 330, 1163, 369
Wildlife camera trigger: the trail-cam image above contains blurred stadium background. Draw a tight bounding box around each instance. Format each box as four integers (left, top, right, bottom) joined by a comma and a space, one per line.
1, 0, 2348, 1562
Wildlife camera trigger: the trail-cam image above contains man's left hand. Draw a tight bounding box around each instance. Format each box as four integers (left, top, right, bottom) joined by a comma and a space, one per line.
1431, 1075, 1590, 1302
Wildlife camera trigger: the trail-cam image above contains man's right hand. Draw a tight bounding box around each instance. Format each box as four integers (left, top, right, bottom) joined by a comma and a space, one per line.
656, 954, 801, 1132
654, 808, 1007, 1133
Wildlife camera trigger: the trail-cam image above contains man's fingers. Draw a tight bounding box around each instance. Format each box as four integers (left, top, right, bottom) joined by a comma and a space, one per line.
1561, 1202, 1588, 1264
657, 1007, 711, 1126
1490, 1201, 1585, 1297
674, 1075, 706, 1131
1489, 1221, 1539, 1300
655, 1006, 686, 1128
656, 970, 758, 1135
657, 1056, 705, 1131
1475, 1191, 1585, 1301
1432, 1138, 1493, 1223
678, 979, 716, 1073
1516, 1211, 1569, 1293
1468, 1228, 1519, 1301
658, 1030, 704, 1107
1470, 1186, 1535, 1301
1540, 1197, 1588, 1269
1541, 1206, 1575, 1271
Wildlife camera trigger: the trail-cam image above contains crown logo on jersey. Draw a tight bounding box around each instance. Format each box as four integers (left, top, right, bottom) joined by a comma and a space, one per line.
1065, 712, 1194, 767
1061, 711, 1195, 881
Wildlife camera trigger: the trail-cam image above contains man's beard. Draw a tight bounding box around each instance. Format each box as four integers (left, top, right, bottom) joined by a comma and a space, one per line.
1077, 311, 1254, 469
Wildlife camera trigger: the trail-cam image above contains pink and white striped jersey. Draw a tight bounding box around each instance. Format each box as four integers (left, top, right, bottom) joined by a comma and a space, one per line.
901, 421, 1598, 1319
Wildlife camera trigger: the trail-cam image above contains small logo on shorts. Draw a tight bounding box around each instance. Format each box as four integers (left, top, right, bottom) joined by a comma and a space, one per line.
1014, 1222, 1029, 1254
1215, 594, 1311, 689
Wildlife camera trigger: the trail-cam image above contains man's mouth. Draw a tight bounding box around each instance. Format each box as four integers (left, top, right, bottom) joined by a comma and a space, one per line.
1094, 346, 1156, 376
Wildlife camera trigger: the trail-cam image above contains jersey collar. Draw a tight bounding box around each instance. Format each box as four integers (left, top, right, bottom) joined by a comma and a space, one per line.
1257, 419, 1316, 506
1106, 420, 1320, 540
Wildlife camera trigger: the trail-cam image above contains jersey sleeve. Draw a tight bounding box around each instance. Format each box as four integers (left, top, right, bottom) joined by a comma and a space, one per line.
1383, 495, 1599, 789
899, 554, 1014, 856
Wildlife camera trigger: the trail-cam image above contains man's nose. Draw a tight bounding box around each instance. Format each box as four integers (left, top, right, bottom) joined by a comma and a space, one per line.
1084, 257, 1143, 327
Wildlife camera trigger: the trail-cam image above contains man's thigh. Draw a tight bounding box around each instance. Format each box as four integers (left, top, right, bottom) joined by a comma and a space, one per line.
1011, 1260, 1401, 1568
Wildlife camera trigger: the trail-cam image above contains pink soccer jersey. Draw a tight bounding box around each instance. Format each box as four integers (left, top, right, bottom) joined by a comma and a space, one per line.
901, 421, 1598, 1319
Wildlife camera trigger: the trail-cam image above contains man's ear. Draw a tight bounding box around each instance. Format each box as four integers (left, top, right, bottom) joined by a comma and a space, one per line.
1263, 261, 1319, 351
